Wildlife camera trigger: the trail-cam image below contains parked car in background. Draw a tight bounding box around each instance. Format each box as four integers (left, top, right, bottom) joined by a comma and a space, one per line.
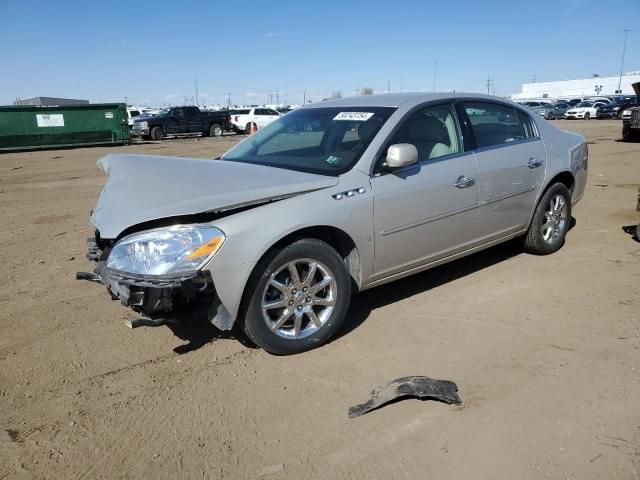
587, 97, 611, 104
126, 108, 141, 129
597, 97, 639, 119
86, 92, 587, 354
596, 101, 626, 119
622, 83, 640, 141
564, 101, 607, 119
532, 103, 570, 120
131, 106, 230, 140
230, 107, 280, 134
519, 101, 553, 108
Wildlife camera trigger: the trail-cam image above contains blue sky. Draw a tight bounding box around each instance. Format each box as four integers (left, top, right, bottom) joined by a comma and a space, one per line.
1, 0, 638, 106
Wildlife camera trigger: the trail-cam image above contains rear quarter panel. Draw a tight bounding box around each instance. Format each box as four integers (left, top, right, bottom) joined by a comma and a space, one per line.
534, 117, 588, 205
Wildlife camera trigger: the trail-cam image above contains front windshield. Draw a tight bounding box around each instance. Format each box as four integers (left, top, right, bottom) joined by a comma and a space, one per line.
222, 106, 396, 175
575, 102, 593, 108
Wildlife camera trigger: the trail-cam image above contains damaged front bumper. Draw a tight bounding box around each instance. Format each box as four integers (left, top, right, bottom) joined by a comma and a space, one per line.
82, 237, 235, 330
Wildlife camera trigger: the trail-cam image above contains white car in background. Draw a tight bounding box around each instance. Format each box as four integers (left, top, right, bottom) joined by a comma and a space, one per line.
230, 107, 280, 134
564, 101, 607, 120
126, 108, 142, 129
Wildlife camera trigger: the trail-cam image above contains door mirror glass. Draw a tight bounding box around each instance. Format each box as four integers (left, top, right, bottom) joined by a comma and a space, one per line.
386, 143, 418, 169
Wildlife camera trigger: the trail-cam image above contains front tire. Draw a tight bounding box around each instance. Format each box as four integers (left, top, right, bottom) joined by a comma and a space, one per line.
150, 126, 164, 141
241, 239, 352, 355
524, 183, 572, 255
584, 112, 590, 120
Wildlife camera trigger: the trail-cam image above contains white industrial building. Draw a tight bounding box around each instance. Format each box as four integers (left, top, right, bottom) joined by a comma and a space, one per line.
511, 71, 640, 101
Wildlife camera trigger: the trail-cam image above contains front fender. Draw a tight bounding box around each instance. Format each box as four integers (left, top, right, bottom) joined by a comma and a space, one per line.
202, 172, 374, 324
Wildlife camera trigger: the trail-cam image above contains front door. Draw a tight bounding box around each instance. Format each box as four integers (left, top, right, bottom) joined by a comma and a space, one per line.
166, 108, 186, 134
371, 103, 480, 280
460, 101, 546, 241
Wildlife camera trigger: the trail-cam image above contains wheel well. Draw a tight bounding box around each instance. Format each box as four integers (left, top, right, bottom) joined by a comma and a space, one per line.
547, 171, 575, 195
266, 226, 362, 289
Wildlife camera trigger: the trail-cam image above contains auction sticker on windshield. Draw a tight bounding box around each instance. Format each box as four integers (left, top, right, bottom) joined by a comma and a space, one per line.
333, 112, 375, 121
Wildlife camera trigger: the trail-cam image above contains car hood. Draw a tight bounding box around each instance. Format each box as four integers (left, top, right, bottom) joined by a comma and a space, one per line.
91, 154, 339, 238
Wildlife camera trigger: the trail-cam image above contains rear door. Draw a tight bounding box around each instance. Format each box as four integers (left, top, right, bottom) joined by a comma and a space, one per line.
185, 107, 202, 133
459, 101, 546, 242
371, 102, 480, 279
254, 108, 270, 128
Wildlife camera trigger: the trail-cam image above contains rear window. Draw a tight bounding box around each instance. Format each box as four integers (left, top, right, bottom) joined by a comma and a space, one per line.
463, 102, 528, 149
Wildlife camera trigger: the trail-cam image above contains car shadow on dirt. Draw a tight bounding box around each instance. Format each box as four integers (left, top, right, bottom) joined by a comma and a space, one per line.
164, 313, 257, 354
333, 238, 531, 342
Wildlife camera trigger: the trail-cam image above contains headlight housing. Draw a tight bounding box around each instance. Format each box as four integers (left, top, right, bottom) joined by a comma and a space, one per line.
106, 225, 225, 277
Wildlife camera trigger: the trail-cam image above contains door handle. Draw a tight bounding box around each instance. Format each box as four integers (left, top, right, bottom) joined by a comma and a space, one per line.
454, 176, 476, 189
527, 157, 543, 168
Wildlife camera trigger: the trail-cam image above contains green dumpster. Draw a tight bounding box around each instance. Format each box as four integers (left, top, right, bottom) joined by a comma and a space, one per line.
0, 103, 130, 152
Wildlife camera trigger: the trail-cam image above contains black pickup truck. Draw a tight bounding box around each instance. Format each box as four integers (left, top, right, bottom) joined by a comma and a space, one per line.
131, 106, 231, 140
622, 82, 640, 142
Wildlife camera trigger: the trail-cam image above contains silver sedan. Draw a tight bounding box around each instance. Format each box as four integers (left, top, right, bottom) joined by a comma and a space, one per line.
86, 93, 588, 354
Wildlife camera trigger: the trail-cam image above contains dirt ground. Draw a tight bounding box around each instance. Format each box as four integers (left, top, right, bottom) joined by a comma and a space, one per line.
1, 121, 639, 479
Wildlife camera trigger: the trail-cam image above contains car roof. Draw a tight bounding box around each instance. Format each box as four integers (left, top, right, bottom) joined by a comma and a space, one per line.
304, 92, 517, 109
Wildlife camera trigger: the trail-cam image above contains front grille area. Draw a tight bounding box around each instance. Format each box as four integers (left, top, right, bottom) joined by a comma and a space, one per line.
633, 110, 640, 123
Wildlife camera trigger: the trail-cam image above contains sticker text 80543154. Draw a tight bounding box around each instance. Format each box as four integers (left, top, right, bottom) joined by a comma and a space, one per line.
333, 112, 375, 121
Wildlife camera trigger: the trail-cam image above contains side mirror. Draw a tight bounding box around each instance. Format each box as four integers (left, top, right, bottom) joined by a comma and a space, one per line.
386, 143, 418, 169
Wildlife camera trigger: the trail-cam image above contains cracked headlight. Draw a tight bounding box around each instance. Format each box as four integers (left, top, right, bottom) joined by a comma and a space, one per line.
106, 225, 225, 276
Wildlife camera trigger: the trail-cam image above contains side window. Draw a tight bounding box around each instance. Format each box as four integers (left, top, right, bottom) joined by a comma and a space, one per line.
255, 109, 266, 116
267, 109, 279, 116
388, 103, 461, 162
172, 109, 185, 120
516, 110, 537, 139
463, 102, 526, 148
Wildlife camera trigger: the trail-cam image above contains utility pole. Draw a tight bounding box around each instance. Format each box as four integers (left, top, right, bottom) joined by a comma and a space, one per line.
194, 77, 199, 106
355, 86, 359, 96
303, 91, 306, 104
618, 28, 631, 94
227, 92, 231, 108
387, 80, 390, 92
486, 76, 492, 95
433, 61, 438, 92
276, 90, 279, 104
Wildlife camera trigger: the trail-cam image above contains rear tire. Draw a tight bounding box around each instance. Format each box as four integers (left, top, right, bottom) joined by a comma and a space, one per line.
584, 112, 590, 120
150, 126, 164, 141
241, 239, 352, 355
524, 183, 572, 255
209, 123, 223, 137
245, 122, 256, 134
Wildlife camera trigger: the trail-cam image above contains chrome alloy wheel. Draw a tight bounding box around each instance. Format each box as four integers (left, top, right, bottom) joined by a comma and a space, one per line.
261, 258, 337, 339
541, 194, 568, 244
